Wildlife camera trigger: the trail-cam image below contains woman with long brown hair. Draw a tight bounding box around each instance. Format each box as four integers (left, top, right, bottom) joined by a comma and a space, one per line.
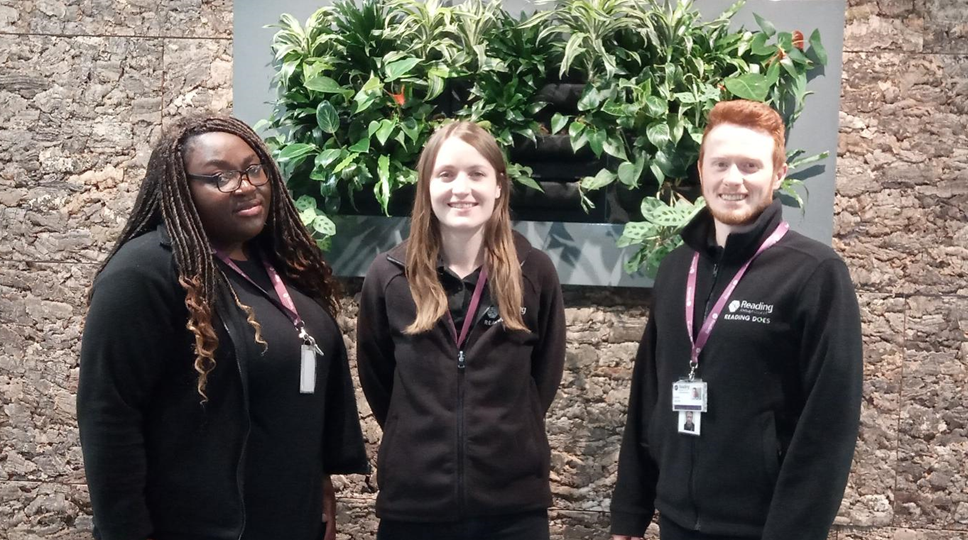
357, 121, 566, 540
77, 115, 368, 540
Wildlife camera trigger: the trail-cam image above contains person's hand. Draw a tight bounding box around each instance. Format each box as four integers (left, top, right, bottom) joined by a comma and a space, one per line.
322, 476, 337, 540
612, 535, 643, 540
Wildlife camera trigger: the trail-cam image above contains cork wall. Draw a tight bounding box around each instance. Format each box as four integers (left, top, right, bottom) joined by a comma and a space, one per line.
0, 0, 966, 539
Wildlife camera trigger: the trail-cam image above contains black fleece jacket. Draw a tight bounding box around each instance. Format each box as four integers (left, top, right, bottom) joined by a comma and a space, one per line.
77, 225, 368, 540
610, 200, 863, 539
356, 232, 566, 522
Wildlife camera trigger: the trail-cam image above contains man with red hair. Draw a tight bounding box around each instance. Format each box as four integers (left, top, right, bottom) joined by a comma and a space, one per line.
610, 100, 862, 540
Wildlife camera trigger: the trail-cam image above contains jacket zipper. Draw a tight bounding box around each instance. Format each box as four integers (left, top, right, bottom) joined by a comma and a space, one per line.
457, 349, 467, 517
221, 318, 250, 540
692, 261, 718, 531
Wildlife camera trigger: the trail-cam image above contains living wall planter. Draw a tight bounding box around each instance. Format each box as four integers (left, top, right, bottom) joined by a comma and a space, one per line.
234, 0, 846, 286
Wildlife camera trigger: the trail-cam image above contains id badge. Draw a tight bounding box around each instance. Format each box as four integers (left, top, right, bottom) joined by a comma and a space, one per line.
299, 343, 317, 394
678, 410, 701, 436
672, 379, 707, 412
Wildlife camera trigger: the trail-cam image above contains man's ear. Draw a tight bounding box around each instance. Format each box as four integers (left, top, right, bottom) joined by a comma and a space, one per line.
772, 163, 789, 191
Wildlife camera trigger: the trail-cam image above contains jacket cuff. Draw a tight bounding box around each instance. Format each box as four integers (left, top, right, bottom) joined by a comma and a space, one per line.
610, 510, 653, 537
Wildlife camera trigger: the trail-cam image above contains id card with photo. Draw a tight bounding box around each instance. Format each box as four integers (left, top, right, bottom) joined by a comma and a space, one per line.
678, 410, 701, 436
672, 379, 707, 412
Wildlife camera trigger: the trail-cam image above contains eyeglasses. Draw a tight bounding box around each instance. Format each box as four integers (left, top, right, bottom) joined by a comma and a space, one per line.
187, 163, 269, 193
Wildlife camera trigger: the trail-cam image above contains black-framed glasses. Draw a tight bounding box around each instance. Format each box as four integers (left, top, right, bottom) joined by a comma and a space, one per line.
187, 163, 268, 193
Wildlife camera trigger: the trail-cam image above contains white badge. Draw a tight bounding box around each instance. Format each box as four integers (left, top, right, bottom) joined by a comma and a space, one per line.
678, 410, 701, 436
300, 343, 317, 394
672, 379, 708, 412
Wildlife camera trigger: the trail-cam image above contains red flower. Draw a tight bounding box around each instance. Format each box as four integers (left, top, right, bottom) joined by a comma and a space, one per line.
792, 30, 804, 50
389, 85, 406, 106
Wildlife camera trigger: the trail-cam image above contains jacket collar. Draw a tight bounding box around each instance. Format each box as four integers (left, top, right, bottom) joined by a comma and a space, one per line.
680, 199, 784, 264
387, 230, 534, 270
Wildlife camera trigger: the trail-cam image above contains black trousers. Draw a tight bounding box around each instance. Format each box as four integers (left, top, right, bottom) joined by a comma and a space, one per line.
659, 515, 759, 540
376, 510, 549, 540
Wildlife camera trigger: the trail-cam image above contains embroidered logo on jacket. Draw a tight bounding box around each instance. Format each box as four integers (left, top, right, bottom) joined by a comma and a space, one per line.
723, 299, 774, 324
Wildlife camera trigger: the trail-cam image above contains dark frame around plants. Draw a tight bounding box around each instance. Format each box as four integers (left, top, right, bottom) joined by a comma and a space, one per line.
259, 0, 829, 277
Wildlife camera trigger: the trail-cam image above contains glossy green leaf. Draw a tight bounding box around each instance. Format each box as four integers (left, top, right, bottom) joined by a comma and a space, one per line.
349, 137, 370, 153
332, 152, 358, 174
808, 29, 827, 65
304, 76, 344, 94
298, 206, 316, 227
644, 95, 667, 117
400, 117, 420, 143
514, 174, 544, 192
385, 57, 421, 82
315, 148, 343, 169
568, 121, 585, 139
560, 33, 587, 78
312, 214, 337, 236
603, 135, 627, 161
617, 221, 659, 247
646, 121, 672, 148
277, 143, 317, 162
294, 195, 317, 212
578, 85, 605, 112
750, 32, 774, 56
724, 73, 771, 101
376, 118, 396, 145
376, 155, 391, 215
788, 151, 829, 171
580, 168, 617, 191
316, 101, 339, 134
640, 197, 664, 217
753, 13, 776, 38
617, 160, 639, 187
587, 128, 606, 158
551, 113, 569, 135
787, 47, 809, 65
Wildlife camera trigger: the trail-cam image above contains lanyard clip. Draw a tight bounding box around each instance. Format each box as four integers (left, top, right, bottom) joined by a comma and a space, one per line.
298, 326, 324, 357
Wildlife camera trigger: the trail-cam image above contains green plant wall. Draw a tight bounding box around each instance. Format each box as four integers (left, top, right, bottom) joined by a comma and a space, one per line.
260, 0, 827, 276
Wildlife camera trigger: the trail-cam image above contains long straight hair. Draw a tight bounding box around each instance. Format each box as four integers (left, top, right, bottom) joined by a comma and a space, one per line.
404, 121, 526, 334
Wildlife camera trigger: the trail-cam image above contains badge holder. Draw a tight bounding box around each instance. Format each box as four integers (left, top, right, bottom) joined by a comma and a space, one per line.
298, 327, 324, 394
672, 358, 707, 436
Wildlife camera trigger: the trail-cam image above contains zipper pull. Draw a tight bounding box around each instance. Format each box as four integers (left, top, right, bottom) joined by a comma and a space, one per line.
457, 350, 466, 369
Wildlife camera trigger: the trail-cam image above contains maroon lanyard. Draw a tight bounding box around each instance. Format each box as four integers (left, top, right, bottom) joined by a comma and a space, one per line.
444, 267, 489, 349
684, 222, 789, 380
214, 250, 303, 330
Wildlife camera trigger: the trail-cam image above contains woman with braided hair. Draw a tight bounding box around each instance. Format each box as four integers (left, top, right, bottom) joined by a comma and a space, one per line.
77, 115, 368, 540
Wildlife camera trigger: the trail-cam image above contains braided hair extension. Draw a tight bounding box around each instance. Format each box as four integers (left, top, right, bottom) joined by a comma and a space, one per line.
92, 115, 340, 401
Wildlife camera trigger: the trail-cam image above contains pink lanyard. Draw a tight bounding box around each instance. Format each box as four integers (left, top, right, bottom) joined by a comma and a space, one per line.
445, 267, 489, 349
214, 250, 308, 338
684, 222, 789, 380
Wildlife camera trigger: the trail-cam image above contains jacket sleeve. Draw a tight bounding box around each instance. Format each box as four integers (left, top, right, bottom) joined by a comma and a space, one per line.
322, 333, 371, 475
77, 259, 179, 540
530, 253, 566, 414
610, 313, 660, 536
761, 258, 863, 540
356, 258, 397, 428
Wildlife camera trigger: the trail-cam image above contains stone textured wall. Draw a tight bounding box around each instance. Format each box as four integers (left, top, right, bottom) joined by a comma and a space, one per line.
0, 0, 965, 539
